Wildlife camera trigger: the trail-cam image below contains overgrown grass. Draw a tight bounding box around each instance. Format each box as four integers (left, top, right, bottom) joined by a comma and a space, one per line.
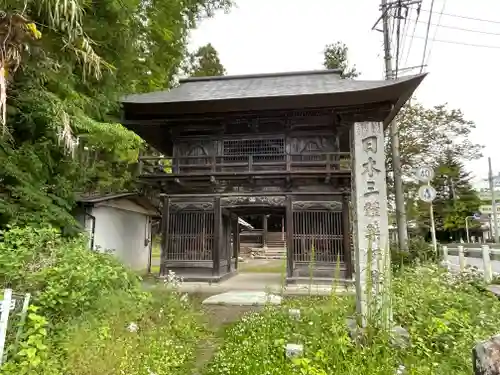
54, 289, 205, 375
4, 227, 499, 375
0, 226, 204, 375
202, 265, 500, 375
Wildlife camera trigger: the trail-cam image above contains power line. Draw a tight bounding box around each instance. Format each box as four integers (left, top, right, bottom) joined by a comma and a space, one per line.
419, 8, 500, 25
403, 4, 421, 67
411, 18, 500, 36
395, 5, 404, 77
398, 5, 413, 63
424, 0, 447, 70
413, 34, 500, 49
419, 0, 435, 73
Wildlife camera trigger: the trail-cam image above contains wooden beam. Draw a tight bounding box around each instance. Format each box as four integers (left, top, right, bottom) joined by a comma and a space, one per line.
159, 191, 345, 198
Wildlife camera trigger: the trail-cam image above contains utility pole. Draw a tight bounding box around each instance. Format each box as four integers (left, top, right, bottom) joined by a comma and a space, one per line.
488, 157, 499, 243
380, 0, 409, 251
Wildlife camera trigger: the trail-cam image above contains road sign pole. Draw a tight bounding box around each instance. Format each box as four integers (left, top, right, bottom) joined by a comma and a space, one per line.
488, 157, 499, 243
428, 182, 438, 254
415, 169, 437, 253
465, 216, 471, 244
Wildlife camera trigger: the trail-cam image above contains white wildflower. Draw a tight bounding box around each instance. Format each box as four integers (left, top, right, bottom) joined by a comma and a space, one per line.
164, 269, 183, 288
127, 322, 139, 332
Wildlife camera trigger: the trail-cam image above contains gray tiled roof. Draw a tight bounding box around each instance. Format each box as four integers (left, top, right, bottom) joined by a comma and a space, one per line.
122, 70, 424, 104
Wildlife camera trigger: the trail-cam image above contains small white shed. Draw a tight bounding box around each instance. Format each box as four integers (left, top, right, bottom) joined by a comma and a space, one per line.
75, 193, 160, 271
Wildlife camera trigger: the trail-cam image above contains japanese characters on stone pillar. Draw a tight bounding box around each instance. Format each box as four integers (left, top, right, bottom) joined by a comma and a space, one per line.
352, 121, 390, 327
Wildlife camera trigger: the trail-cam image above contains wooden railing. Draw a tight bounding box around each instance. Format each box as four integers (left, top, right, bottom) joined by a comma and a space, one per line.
138, 152, 351, 176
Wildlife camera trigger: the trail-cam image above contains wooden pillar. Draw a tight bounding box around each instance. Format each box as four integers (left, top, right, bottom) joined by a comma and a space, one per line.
262, 214, 268, 248
232, 215, 240, 270
159, 196, 170, 276
281, 216, 285, 241
286, 196, 294, 278
225, 215, 231, 273
213, 197, 221, 275
342, 194, 353, 279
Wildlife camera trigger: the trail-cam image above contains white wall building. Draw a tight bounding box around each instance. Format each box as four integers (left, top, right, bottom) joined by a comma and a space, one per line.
75, 193, 160, 271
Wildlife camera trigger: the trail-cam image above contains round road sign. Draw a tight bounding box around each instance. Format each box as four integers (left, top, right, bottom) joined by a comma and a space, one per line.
414, 166, 435, 183
418, 185, 437, 203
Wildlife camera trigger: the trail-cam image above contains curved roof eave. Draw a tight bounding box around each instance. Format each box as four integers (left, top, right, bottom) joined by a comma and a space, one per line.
122, 73, 427, 126
122, 73, 426, 105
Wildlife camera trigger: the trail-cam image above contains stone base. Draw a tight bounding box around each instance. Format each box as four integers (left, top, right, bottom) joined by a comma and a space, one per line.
202, 291, 282, 306
346, 318, 410, 348
160, 269, 237, 283
286, 276, 354, 286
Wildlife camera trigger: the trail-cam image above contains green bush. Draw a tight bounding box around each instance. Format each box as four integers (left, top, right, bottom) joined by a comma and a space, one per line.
0, 226, 141, 321
0, 226, 204, 375
391, 236, 439, 270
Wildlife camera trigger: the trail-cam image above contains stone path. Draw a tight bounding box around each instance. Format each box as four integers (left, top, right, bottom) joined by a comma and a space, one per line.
171, 273, 352, 296
202, 291, 282, 306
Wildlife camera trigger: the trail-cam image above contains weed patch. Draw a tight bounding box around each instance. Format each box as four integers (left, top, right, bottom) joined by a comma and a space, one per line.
202, 265, 500, 375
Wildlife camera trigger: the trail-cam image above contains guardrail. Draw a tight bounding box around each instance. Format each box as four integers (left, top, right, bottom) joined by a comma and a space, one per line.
442, 245, 496, 283
138, 152, 351, 175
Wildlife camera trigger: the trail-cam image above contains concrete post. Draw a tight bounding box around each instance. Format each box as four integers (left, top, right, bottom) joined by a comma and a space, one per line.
482, 245, 493, 283
458, 245, 466, 272
442, 245, 448, 263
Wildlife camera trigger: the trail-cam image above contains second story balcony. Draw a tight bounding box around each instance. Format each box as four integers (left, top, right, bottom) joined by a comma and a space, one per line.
138, 152, 351, 183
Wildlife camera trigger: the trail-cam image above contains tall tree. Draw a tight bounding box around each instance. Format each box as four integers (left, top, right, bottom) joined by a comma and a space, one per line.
323, 41, 359, 78
0, 0, 233, 229
0, 1, 113, 136
385, 102, 483, 221
415, 151, 481, 236
186, 43, 226, 77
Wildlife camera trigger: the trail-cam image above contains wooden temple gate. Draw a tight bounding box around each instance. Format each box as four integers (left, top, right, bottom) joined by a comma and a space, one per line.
159, 193, 353, 281
120, 69, 426, 282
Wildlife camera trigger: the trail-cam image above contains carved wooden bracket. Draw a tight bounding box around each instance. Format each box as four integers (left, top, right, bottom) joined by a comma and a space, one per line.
170, 202, 214, 211
221, 195, 286, 207
292, 201, 343, 211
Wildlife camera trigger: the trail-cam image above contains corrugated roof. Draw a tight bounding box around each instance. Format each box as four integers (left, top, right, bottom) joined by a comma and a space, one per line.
75, 192, 136, 203
122, 70, 424, 104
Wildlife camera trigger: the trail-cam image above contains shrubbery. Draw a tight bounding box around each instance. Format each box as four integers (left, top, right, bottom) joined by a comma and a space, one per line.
0, 226, 141, 321
204, 265, 500, 375
391, 236, 440, 270
0, 226, 204, 374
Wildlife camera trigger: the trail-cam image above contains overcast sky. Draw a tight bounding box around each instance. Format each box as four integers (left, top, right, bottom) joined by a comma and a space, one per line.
189, 0, 500, 185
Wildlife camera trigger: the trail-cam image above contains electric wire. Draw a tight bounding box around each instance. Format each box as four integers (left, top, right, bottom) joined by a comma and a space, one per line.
419, 8, 500, 25
419, 0, 435, 73
398, 5, 413, 66
411, 18, 500, 36
395, 4, 403, 77
424, 0, 447, 71
412, 35, 500, 49
403, 3, 421, 68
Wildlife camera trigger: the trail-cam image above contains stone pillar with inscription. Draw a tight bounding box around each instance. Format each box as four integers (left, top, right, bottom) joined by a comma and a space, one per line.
351, 121, 390, 328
